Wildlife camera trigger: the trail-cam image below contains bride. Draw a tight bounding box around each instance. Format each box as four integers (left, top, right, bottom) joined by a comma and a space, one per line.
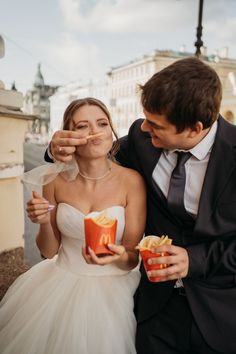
0, 97, 146, 354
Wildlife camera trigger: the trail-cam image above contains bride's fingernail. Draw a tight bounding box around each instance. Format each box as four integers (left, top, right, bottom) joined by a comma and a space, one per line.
48, 204, 55, 211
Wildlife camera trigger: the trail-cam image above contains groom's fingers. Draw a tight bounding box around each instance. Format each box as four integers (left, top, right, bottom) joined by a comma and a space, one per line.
52, 129, 81, 140
54, 137, 87, 147
52, 130, 87, 147
50, 131, 88, 162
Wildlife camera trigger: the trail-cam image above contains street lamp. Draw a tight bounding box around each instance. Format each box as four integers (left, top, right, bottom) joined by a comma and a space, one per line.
195, 0, 204, 57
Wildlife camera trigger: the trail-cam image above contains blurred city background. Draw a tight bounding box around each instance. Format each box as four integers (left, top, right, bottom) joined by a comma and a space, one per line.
0, 0, 236, 294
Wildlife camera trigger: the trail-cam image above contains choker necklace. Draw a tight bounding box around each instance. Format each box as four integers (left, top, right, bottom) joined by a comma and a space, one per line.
78, 162, 111, 181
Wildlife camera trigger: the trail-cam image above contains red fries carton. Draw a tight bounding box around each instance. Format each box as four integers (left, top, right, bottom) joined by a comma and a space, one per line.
84, 212, 117, 256
136, 235, 172, 282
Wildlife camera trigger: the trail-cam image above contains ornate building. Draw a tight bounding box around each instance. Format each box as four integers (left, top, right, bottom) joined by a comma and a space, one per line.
49, 50, 236, 138
107, 50, 236, 135
24, 64, 58, 134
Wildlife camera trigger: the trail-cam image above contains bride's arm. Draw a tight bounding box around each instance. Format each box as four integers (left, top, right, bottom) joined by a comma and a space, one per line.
27, 182, 61, 259
36, 182, 61, 258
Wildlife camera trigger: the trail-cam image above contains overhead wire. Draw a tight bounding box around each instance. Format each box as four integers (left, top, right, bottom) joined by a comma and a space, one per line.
1, 33, 71, 83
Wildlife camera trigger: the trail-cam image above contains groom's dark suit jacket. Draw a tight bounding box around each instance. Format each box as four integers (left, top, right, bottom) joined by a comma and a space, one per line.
115, 116, 236, 353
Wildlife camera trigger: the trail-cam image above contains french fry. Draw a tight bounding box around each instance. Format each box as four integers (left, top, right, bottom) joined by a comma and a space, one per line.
159, 235, 168, 246
86, 132, 104, 140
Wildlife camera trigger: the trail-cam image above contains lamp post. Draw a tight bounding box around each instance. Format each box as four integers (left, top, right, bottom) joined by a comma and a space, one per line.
195, 0, 204, 57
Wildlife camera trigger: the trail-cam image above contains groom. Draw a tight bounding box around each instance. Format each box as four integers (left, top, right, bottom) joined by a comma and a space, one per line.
45, 57, 236, 354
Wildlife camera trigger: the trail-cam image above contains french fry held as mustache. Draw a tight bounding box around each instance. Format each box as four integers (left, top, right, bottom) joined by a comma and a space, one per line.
86, 132, 104, 140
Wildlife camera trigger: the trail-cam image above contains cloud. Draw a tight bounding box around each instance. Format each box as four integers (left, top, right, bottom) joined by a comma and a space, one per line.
59, 0, 194, 34
200, 0, 236, 57
204, 15, 236, 58
45, 33, 105, 83
43, 0, 236, 86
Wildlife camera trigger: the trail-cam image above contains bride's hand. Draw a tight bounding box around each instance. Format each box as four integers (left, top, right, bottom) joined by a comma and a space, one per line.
82, 244, 125, 266
26, 191, 53, 224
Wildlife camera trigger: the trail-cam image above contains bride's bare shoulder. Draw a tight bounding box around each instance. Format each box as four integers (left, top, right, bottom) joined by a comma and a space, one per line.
113, 162, 144, 185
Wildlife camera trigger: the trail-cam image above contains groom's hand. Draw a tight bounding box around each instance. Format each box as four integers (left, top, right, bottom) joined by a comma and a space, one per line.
50, 130, 87, 162
146, 244, 189, 282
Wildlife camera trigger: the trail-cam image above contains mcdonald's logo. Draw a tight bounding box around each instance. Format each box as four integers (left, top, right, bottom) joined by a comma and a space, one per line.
99, 233, 112, 245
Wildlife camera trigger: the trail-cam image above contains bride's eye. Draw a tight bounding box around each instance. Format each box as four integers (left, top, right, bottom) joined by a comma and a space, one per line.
74, 124, 88, 130
98, 121, 109, 127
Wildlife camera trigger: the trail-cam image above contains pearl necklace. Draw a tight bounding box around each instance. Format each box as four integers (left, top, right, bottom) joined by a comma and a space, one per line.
78, 162, 111, 181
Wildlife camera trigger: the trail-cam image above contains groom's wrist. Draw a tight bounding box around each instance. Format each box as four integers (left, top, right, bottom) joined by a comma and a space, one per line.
48, 143, 54, 159
45, 143, 55, 163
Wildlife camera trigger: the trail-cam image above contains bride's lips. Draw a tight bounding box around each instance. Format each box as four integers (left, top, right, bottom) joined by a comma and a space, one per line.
90, 138, 103, 145
85, 133, 104, 145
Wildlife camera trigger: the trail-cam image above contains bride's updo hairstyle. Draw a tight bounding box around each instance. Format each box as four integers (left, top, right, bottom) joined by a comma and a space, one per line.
63, 97, 120, 158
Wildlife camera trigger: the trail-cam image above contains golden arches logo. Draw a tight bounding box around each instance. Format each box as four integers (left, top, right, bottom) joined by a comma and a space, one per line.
99, 233, 112, 245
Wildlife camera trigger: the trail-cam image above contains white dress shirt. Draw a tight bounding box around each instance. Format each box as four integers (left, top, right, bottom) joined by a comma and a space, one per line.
152, 121, 218, 217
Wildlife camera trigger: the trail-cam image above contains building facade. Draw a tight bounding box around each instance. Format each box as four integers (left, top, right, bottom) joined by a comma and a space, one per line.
49, 50, 236, 137
0, 35, 36, 252
49, 79, 109, 133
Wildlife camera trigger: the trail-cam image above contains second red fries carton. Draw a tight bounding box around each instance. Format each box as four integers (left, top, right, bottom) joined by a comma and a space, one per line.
136, 235, 172, 282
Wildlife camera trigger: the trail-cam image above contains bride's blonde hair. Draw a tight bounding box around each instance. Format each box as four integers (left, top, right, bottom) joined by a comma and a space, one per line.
63, 97, 119, 158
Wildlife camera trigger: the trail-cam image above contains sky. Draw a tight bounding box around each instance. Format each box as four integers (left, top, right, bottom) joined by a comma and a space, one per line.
0, 0, 236, 94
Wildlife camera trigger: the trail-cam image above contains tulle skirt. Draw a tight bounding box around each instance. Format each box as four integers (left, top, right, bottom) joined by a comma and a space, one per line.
0, 258, 140, 354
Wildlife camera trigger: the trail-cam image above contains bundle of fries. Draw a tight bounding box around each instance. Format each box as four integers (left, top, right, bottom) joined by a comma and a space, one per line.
92, 212, 116, 228
136, 235, 172, 251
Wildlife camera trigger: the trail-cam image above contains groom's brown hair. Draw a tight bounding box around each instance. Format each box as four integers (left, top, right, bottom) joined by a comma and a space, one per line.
140, 57, 222, 132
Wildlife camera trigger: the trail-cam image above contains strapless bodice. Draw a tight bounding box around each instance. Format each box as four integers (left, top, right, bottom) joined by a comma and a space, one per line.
56, 203, 129, 276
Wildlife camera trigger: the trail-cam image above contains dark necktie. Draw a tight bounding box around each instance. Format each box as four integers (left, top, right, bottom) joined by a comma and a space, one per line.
167, 151, 192, 219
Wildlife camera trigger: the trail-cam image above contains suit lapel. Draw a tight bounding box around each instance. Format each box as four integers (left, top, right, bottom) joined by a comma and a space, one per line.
136, 132, 162, 182
195, 118, 236, 232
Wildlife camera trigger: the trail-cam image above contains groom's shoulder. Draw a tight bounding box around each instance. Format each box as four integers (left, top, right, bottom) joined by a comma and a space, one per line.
127, 118, 151, 142
129, 118, 144, 135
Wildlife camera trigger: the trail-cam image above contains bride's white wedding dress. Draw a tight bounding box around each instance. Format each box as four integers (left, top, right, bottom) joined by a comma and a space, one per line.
0, 204, 140, 354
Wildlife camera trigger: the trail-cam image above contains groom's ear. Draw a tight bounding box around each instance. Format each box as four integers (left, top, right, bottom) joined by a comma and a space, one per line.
188, 121, 204, 138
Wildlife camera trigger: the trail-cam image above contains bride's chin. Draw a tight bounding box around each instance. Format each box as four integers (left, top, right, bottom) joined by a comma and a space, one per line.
75, 145, 111, 158
74, 151, 109, 160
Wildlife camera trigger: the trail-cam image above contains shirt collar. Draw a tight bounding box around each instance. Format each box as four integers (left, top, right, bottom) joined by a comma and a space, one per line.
165, 120, 218, 161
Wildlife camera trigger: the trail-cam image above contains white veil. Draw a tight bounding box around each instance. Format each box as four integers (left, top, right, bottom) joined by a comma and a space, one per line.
22, 157, 79, 194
